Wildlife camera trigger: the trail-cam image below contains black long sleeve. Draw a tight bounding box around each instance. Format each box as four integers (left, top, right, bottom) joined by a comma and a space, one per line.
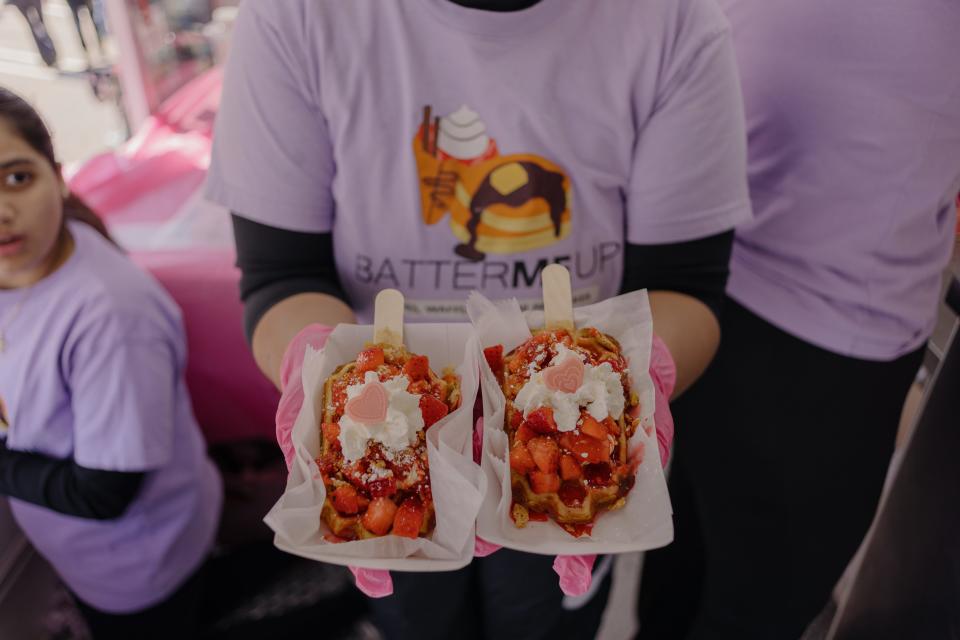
234, 212, 733, 335
0, 440, 144, 520
620, 231, 735, 321
232, 213, 349, 343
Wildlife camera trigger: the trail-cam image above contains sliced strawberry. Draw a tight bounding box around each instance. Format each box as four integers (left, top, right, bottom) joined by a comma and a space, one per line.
515, 423, 536, 444
529, 332, 553, 350
393, 498, 425, 539
583, 462, 613, 487
509, 442, 537, 474
403, 355, 430, 381
559, 454, 583, 480
321, 422, 341, 449
525, 407, 558, 434
603, 417, 620, 436
356, 347, 385, 374
317, 451, 341, 477
323, 533, 349, 544
560, 432, 611, 464
368, 476, 397, 498
558, 480, 587, 507
555, 330, 575, 347
420, 394, 449, 429
362, 497, 397, 535
357, 494, 371, 511
528, 470, 561, 494
332, 485, 359, 515
580, 414, 606, 440
509, 408, 524, 430
527, 437, 560, 473
483, 345, 504, 374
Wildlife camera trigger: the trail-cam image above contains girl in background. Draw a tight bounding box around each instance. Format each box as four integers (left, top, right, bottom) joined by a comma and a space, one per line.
0, 87, 221, 639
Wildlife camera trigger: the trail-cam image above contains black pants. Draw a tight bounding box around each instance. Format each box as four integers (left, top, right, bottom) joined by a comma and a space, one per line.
370, 549, 614, 640
74, 567, 205, 640
637, 298, 924, 640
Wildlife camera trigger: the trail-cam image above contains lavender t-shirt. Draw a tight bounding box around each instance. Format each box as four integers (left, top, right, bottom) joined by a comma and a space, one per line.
0, 223, 222, 613
207, 0, 751, 322
720, 0, 960, 360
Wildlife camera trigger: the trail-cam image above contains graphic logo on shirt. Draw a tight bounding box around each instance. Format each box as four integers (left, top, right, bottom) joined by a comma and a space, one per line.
414, 104, 572, 262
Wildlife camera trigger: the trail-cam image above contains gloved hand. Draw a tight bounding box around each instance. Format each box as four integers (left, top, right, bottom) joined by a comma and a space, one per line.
277, 324, 394, 598
277, 324, 334, 469
477, 333, 678, 597
649, 333, 677, 469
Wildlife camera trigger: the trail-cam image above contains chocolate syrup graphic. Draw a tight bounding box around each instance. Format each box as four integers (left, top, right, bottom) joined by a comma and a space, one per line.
455, 161, 566, 262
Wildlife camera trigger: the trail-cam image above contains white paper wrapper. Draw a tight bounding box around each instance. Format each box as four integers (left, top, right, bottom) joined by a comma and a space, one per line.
468, 290, 674, 555
265, 323, 485, 571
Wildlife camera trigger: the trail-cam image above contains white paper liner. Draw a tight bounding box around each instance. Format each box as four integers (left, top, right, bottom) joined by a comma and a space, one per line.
468, 290, 674, 555
265, 323, 485, 571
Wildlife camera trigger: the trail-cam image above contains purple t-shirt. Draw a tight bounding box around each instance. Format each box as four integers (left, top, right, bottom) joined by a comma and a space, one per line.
720, 0, 960, 360
206, 0, 752, 322
0, 223, 222, 613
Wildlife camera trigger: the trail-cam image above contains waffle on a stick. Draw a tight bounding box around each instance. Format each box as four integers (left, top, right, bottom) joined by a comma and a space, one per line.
317, 343, 460, 541
484, 328, 640, 537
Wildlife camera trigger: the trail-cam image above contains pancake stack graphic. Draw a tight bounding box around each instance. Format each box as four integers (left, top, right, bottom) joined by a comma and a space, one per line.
414, 105, 572, 261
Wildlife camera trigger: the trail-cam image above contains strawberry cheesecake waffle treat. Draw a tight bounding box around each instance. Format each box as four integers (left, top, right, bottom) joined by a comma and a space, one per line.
484, 327, 640, 537
318, 344, 460, 540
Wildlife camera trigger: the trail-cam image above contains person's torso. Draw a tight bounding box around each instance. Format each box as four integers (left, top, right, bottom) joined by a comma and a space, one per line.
0, 224, 221, 612
720, 0, 960, 359
306, 0, 681, 321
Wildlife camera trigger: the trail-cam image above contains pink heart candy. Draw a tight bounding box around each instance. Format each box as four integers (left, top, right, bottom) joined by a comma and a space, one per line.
542, 354, 584, 394
345, 380, 389, 424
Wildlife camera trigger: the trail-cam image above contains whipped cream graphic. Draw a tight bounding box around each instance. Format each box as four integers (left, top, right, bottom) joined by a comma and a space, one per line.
437, 104, 491, 160
338, 372, 425, 463
514, 344, 625, 432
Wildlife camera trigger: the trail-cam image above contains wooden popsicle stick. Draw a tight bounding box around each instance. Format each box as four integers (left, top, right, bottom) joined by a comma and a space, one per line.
373, 289, 405, 346
542, 264, 575, 333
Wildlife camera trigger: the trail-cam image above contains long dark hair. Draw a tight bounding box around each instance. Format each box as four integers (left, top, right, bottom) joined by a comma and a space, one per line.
0, 87, 112, 241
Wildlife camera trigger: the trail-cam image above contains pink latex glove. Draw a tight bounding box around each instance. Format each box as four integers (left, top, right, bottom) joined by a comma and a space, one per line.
277, 324, 335, 469
475, 333, 678, 597
649, 333, 677, 469
277, 324, 394, 598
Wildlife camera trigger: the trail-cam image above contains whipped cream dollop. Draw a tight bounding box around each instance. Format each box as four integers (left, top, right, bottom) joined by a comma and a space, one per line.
514, 344, 625, 432
437, 104, 491, 160
338, 372, 424, 463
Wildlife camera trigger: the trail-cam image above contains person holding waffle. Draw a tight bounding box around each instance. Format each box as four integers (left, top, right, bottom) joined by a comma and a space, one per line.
207, 0, 751, 638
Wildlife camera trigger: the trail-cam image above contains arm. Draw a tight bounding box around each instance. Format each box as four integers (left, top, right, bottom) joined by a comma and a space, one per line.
648, 292, 718, 398
623, 3, 750, 396
206, 2, 349, 388
253, 294, 354, 390
232, 214, 354, 388
621, 231, 734, 397
0, 440, 143, 519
